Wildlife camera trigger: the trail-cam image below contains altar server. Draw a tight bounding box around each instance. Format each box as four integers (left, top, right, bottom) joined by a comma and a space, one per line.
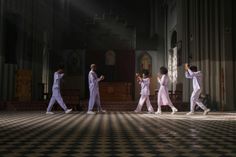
134, 71, 154, 113
155, 66, 178, 115
87, 64, 106, 114
46, 65, 72, 114
185, 63, 210, 115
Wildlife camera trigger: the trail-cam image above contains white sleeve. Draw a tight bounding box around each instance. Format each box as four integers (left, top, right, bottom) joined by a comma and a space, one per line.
159, 75, 166, 86
58, 73, 64, 79
142, 78, 150, 86
55, 73, 64, 80
186, 69, 201, 78
185, 71, 192, 79
89, 73, 95, 84
89, 72, 101, 84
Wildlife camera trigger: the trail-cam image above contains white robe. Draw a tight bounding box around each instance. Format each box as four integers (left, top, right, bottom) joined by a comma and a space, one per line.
88, 70, 102, 111
185, 69, 202, 91
158, 75, 172, 106
135, 78, 154, 112
185, 69, 207, 112
140, 78, 150, 96
47, 72, 68, 112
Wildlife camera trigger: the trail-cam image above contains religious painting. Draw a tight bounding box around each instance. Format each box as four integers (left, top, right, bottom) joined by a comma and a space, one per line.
139, 52, 152, 76
105, 50, 116, 66
104, 50, 116, 81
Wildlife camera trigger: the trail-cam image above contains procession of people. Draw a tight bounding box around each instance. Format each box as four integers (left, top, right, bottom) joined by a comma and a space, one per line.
45, 62, 210, 116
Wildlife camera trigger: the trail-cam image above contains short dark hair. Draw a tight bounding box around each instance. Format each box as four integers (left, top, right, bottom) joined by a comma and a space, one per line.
160, 66, 168, 74
189, 65, 197, 72
58, 64, 65, 70
143, 70, 149, 76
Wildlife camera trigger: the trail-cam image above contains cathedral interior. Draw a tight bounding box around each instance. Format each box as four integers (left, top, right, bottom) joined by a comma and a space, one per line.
0, 0, 236, 156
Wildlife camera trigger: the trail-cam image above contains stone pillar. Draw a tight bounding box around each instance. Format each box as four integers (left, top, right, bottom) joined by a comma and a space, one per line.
233, 0, 236, 110
178, 0, 190, 102
221, 0, 234, 111
0, 0, 4, 100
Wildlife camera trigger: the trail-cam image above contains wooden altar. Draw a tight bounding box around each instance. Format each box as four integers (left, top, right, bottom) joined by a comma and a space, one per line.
99, 82, 132, 101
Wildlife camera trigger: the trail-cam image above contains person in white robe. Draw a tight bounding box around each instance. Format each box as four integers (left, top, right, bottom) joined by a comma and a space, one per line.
185, 63, 210, 115
87, 64, 106, 114
134, 71, 154, 113
155, 66, 178, 115
46, 65, 72, 114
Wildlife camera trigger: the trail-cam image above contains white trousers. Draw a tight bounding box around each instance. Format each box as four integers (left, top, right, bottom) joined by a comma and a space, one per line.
47, 89, 67, 112
135, 95, 154, 112
157, 101, 176, 112
190, 89, 207, 112
88, 89, 102, 111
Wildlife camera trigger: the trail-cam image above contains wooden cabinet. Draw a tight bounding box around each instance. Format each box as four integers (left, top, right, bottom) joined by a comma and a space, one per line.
99, 82, 132, 101
15, 70, 32, 101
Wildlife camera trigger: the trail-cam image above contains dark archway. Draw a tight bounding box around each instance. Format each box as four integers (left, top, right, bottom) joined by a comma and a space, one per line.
171, 30, 177, 48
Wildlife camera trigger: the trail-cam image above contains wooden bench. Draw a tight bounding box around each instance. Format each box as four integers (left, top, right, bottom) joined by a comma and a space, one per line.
100, 82, 132, 101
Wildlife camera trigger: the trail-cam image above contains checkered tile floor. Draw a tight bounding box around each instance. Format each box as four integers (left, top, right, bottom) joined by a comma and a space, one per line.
0, 111, 236, 157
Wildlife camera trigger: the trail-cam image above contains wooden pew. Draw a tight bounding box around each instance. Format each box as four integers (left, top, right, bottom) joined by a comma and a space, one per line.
99, 82, 132, 101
